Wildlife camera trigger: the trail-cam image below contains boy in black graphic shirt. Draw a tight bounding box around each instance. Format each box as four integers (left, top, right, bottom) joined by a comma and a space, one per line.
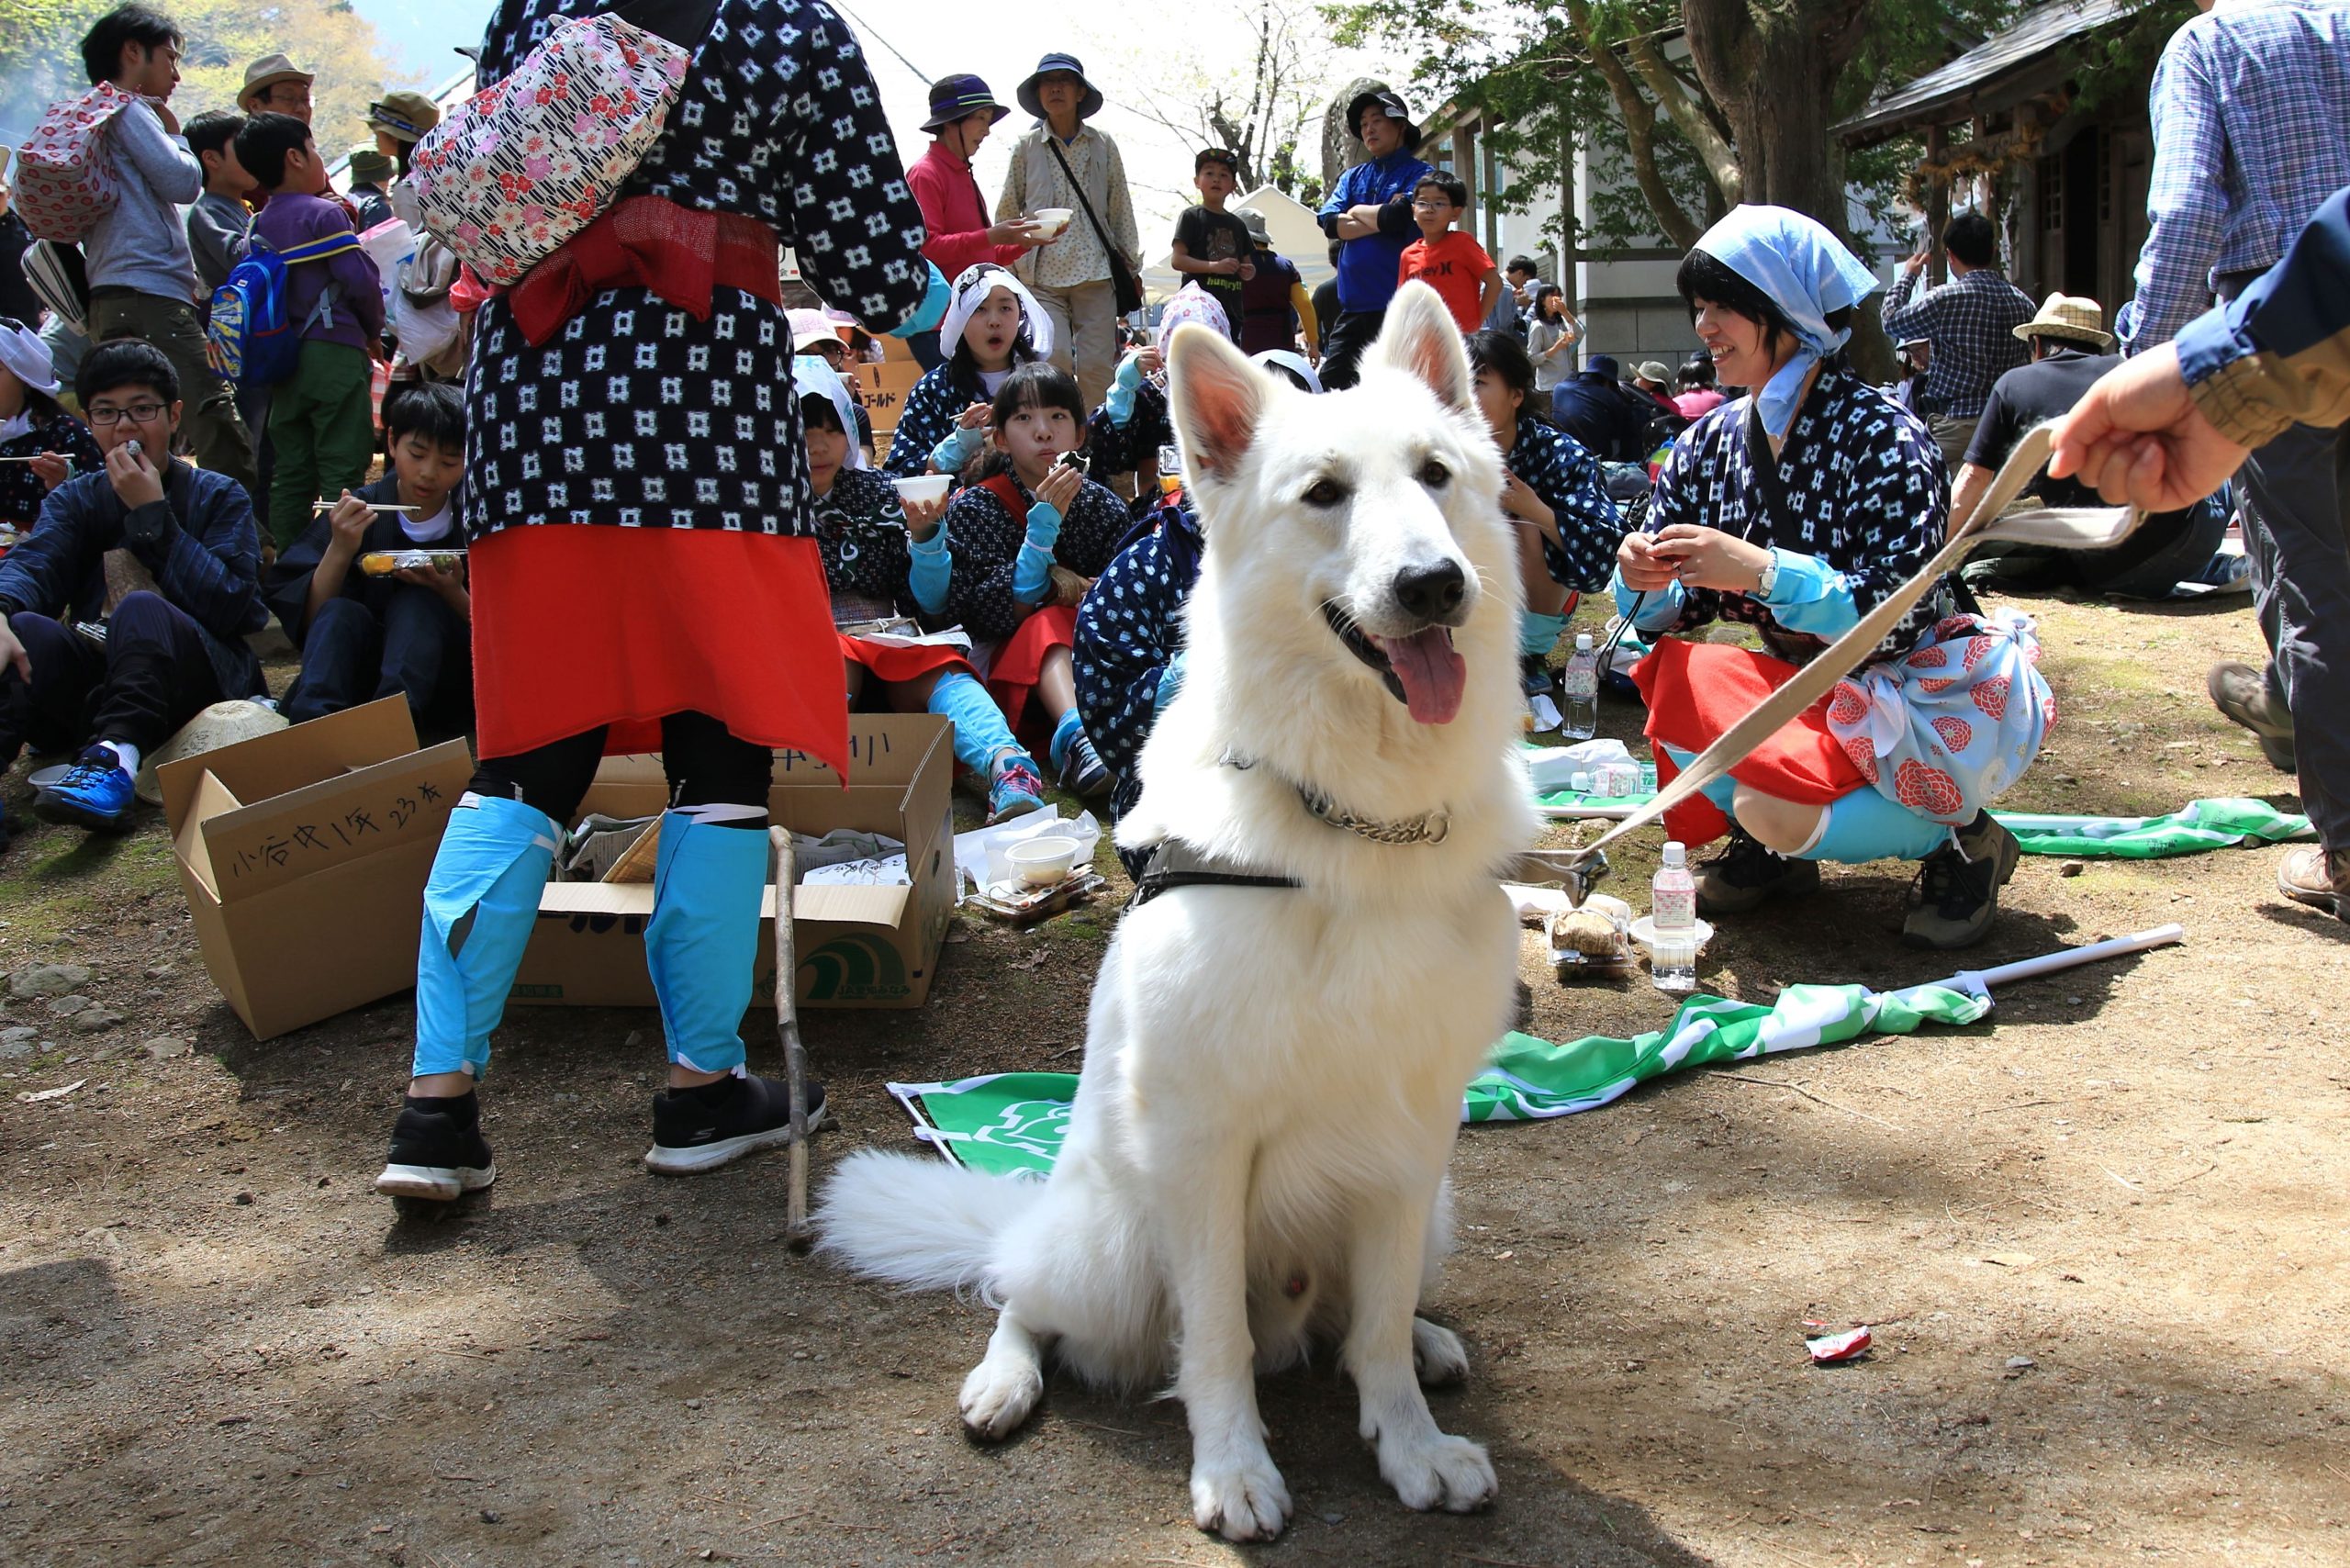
1169, 148, 1251, 339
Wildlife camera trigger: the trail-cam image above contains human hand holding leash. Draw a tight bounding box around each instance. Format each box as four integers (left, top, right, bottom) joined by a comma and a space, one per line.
1649, 522, 1770, 592
1616, 530, 1678, 592
2047, 342, 2247, 513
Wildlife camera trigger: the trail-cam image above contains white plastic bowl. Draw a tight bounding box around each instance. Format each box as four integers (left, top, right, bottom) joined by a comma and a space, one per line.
1031, 207, 1073, 239
1008, 835, 1081, 887
892, 475, 952, 506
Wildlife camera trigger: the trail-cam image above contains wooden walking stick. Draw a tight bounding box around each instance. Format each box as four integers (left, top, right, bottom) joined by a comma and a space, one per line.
768, 825, 813, 1250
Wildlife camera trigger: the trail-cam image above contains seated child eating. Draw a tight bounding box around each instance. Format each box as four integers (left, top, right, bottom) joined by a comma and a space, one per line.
799, 359, 1047, 823
1462, 330, 1624, 705
264, 382, 473, 734
884, 263, 1051, 478
0, 340, 267, 835
0, 319, 102, 539
932, 363, 1130, 796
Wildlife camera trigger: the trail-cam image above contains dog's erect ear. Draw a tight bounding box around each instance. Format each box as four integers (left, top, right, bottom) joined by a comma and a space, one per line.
1167, 322, 1265, 482
1368, 281, 1472, 411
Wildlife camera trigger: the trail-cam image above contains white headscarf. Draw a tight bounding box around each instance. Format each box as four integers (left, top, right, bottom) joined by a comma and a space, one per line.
1251, 349, 1322, 394
939, 263, 1054, 365
1690, 204, 1881, 441
0, 319, 61, 398
792, 355, 866, 469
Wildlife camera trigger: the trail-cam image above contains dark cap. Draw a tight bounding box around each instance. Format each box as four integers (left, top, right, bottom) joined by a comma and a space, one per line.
1194, 147, 1239, 174
1347, 90, 1420, 152
923, 73, 1012, 132
1017, 53, 1104, 121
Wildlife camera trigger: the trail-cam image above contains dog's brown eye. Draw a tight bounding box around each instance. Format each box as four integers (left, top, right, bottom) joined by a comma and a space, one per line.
1419, 458, 1449, 488
1304, 478, 1347, 507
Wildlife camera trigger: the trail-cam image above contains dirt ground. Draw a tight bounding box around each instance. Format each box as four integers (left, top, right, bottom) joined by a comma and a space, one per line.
2, 586, 2344, 1568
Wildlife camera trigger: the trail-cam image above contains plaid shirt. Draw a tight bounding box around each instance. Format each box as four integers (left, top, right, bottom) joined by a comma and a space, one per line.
2118, 0, 2350, 353
1878, 266, 2035, 420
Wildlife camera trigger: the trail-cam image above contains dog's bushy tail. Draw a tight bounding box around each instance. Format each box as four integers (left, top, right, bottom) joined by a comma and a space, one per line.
814, 1149, 1036, 1294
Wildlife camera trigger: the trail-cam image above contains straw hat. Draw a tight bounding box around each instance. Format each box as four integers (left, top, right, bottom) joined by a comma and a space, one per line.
237, 54, 314, 111
2012, 292, 2113, 352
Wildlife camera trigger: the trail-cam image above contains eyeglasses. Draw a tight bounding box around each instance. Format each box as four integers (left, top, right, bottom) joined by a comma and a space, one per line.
87, 403, 168, 427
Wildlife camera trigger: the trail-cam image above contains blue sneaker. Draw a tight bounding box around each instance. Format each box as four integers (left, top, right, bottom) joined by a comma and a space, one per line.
986, 756, 1047, 824
34, 745, 138, 832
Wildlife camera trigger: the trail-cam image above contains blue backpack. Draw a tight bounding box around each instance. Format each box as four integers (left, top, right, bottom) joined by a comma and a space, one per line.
205, 230, 362, 387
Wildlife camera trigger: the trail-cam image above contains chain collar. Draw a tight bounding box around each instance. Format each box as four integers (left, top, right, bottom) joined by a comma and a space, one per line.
1225, 755, 1451, 846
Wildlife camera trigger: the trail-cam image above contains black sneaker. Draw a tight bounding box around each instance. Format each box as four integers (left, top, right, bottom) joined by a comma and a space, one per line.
1519, 652, 1555, 699
1058, 731, 1112, 799
1902, 812, 2020, 950
644, 1073, 831, 1176
375, 1092, 496, 1202
1694, 828, 1819, 916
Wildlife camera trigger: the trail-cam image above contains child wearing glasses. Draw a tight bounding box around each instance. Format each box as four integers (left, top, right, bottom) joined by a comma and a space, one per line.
0, 340, 267, 835
1399, 173, 1502, 334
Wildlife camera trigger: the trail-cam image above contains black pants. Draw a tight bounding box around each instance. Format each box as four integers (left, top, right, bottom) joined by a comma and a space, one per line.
285, 591, 473, 734
470, 710, 772, 827
0, 593, 225, 767
1318, 308, 1388, 391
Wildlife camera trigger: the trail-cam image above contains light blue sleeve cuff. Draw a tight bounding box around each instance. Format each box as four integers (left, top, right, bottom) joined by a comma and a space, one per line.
929, 425, 981, 474
1756, 546, 1861, 635
886, 262, 951, 339
1155, 649, 1188, 711
1103, 354, 1144, 426
1013, 543, 1058, 602
909, 526, 951, 614
1613, 572, 1685, 631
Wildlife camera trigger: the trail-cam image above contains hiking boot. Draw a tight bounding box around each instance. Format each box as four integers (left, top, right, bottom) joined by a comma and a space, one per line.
986, 756, 1047, 825
33, 745, 138, 832
1694, 828, 1819, 916
1058, 730, 1112, 799
375, 1092, 497, 1202
1902, 812, 2020, 950
644, 1072, 831, 1176
2207, 661, 2295, 772
2276, 845, 2345, 920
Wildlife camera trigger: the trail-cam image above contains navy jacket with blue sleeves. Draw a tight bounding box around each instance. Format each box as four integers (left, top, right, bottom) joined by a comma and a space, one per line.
1074, 497, 1203, 842
0, 461, 268, 697
1507, 417, 1625, 593
937, 471, 1128, 642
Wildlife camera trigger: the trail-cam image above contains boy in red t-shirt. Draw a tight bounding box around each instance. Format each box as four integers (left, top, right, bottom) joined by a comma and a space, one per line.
1397, 173, 1501, 333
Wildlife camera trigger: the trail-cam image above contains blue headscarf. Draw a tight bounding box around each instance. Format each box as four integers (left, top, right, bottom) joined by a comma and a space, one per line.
1690, 205, 1880, 441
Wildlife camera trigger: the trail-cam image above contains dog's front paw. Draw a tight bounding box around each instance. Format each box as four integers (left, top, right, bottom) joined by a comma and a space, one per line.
1379, 1430, 1497, 1514
1191, 1453, 1292, 1541
1412, 1317, 1469, 1386
958, 1357, 1043, 1440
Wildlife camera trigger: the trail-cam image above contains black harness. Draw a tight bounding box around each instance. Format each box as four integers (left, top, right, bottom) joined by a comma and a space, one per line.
1126, 839, 1303, 909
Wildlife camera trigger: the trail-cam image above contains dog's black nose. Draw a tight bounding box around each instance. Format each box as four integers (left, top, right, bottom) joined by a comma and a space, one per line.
1392, 559, 1466, 621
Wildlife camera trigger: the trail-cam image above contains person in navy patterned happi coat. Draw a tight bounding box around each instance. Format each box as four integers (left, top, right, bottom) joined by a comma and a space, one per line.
1612, 205, 2047, 954
378, 0, 952, 1209
1073, 493, 1201, 874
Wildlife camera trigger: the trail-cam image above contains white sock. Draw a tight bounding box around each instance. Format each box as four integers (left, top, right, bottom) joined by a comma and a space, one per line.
100, 740, 140, 777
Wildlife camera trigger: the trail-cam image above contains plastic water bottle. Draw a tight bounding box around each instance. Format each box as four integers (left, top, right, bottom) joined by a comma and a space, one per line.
1650, 842, 1698, 993
1561, 633, 1599, 741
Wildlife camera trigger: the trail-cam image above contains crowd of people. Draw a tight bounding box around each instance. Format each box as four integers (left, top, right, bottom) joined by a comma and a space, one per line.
0, 0, 2342, 1204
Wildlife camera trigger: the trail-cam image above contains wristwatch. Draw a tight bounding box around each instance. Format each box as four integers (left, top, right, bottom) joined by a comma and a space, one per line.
1753, 549, 1779, 599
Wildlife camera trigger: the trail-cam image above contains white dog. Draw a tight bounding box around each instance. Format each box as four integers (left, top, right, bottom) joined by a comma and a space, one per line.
818, 283, 1535, 1541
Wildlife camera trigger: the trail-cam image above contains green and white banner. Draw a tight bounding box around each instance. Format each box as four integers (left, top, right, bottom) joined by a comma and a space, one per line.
1992, 797, 2311, 858
890, 982, 1993, 1175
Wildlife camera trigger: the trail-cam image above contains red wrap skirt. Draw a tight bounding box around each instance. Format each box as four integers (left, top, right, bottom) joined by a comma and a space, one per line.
468, 526, 850, 778
1632, 636, 1866, 848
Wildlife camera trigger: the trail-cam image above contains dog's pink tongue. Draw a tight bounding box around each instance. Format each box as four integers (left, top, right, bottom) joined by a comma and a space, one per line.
1377, 628, 1467, 724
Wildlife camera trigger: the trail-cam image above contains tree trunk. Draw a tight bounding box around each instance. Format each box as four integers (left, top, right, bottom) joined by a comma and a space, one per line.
1624, 34, 1741, 208
1562, 0, 1702, 249
1682, 0, 1871, 234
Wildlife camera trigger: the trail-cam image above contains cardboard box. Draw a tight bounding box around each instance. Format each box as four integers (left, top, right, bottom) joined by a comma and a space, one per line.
159, 697, 476, 1040
857, 355, 926, 453
509, 713, 956, 1011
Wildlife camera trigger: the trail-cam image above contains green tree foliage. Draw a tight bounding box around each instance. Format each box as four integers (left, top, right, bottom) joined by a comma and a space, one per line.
2, 0, 418, 151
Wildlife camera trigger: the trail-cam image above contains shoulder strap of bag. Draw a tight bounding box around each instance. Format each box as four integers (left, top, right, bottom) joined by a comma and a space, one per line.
1044, 135, 1121, 264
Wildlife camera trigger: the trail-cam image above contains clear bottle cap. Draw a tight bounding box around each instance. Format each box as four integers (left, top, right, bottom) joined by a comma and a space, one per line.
1662, 841, 1686, 868
1575, 633, 1595, 650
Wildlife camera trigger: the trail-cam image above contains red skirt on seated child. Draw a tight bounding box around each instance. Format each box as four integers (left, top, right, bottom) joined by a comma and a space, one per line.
983, 605, 1078, 725
836, 632, 975, 685
469, 525, 849, 778
1632, 636, 1867, 848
